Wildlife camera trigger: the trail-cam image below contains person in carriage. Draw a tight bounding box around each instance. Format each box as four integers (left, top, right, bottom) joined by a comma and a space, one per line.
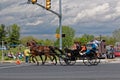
85, 40, 99, 55
79, 44, 87, 55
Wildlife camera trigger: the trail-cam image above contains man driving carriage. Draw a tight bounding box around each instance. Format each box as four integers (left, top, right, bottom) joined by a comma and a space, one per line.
70, 42, 81, 55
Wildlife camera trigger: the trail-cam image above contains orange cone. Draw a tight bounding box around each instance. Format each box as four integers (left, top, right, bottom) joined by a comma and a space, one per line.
16, 59, 21, 65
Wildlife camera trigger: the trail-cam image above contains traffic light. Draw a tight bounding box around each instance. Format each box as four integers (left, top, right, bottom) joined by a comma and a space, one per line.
31, 0, 37, 4
62, 34, 65, 37
55, 34, 60, 38
46, 0, 51, 10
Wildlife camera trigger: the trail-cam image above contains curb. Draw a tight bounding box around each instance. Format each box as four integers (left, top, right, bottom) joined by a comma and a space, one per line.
0, 61, 24, 64
0, 58, 119, 64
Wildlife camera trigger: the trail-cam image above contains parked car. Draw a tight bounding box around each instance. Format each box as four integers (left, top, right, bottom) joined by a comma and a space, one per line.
114, 44, 120, 57
114, 50, 120, 57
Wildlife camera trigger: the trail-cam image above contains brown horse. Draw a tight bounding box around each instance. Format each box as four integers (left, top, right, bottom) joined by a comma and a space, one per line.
26, 40, 57, 65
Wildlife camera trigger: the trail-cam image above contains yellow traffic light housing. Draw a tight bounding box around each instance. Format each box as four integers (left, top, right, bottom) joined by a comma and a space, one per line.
55, 34, 60, 38
46, 0, 51, 10
31, 0, 37, 4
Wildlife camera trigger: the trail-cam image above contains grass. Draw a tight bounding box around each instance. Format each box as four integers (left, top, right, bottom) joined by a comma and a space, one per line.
0, 46, 26, 61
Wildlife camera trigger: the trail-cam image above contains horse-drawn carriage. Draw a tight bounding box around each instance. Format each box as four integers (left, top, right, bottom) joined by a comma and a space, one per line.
59, 43, 100, 66
27, 40, 100, 66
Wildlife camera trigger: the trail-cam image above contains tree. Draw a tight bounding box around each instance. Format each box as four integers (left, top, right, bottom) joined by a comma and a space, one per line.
105, 36, 116, 45
0, 24, 7, 44
43, 39, 54, 46
8, 24, 20, 45
74, 34, 94, 44
55, 26, 75, 48
20, 36, 38, 46
112, 28, 120, 42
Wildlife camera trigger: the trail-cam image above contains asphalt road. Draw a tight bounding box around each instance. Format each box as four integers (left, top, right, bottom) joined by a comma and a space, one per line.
0, 61, 120, 80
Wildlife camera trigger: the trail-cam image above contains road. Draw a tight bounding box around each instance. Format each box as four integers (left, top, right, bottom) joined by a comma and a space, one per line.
0, 59, 120, 80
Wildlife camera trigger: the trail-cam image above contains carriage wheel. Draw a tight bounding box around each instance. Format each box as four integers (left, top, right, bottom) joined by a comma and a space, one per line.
87, 53, 100, 66
83, 55, 91, 66
59, 55, 68, 66
92, 53, 101, 65
66, 56, 76, 65
51, 56, 57, 65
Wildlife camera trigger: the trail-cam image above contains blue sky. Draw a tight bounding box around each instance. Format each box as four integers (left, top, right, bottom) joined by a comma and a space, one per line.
0, 0, 120, 40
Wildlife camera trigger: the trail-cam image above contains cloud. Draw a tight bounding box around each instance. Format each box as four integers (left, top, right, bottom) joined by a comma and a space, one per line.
1, 0, 120, 39
26, 20, 43, 26
73, 3, 110, 23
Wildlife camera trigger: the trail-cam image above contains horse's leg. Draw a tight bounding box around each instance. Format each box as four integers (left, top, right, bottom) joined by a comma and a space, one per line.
32, 56, 36, 63
34, 56, 39, 66
39, 55, 44, 65
51, 54, 57, 65
43, 55, 48, 65
46, 53, 56, 65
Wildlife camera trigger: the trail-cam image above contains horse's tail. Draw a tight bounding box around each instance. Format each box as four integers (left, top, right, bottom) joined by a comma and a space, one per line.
49, 46, 65, 56
54, 47, 65, 55
48, 46, 58, 55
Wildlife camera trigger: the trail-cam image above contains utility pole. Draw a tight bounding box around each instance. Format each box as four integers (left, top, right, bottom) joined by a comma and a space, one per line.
27, 0, 62, 49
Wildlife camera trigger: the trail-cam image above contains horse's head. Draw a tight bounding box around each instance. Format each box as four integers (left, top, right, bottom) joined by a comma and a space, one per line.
26, 41, 32, 47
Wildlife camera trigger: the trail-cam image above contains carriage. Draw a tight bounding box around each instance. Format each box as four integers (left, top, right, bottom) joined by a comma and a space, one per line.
59, 43, 100, 66
27, 41, 100, 66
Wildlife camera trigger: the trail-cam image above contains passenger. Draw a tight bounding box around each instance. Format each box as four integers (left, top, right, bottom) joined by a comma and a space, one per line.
93, 38, 100, 48
79, 44, 87, 55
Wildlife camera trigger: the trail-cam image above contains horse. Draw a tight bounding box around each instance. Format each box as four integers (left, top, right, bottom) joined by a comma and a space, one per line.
26, 40, 57, 65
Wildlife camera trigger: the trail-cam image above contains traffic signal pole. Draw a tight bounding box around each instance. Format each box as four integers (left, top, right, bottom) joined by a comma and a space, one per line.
59, 0, 62, 50
27, 0, 62, 49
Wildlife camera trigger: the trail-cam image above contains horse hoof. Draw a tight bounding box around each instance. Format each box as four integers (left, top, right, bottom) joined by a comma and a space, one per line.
41, 62, 45, 65
51, 62, 57, 65
37, 63, 39, 66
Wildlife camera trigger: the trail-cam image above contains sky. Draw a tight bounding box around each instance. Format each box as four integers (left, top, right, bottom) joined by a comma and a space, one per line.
0, 0, 120, 40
